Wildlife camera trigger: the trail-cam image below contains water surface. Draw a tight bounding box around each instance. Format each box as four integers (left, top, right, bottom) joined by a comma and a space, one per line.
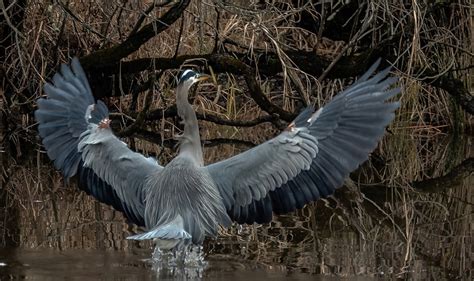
1, 135, 472, 280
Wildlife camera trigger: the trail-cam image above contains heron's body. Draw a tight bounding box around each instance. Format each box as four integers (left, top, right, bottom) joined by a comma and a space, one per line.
143, 156, 230, 247
35, 58, 400, 251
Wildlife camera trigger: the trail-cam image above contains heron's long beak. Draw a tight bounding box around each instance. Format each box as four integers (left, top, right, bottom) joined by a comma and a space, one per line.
196, 74, 210, 82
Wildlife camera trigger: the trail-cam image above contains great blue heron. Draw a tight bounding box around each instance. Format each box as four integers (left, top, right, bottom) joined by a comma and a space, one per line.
35, 58, 399, 250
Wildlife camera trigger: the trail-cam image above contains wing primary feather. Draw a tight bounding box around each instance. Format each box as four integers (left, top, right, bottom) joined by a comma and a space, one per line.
36, 57, 160, 228
206, 59, 399, 224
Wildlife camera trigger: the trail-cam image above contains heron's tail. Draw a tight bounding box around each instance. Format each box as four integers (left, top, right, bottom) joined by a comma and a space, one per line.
126, 215, 191, 241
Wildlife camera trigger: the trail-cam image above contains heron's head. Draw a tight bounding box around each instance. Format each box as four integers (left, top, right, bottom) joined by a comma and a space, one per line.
178, 69, 210, 90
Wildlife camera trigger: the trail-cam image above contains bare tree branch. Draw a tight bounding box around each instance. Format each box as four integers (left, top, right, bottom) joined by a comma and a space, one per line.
130, 128, 255, 148
115, 106, 282, 128
80, 0, 191, 67
412, 157, 474, 193
195, 112, 280, 127
209, 55, 296, 121
418, 68, 474, 115
202, 137, 255, 148
87, 46, 473, 116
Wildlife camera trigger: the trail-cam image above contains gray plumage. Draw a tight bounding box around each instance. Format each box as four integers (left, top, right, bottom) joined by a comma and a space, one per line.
35, 57, 400, 250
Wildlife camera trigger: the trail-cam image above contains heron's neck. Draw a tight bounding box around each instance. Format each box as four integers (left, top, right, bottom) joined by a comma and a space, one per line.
176, 84, 204, 166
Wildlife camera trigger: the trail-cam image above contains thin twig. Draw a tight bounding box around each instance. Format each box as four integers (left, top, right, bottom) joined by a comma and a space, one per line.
55, 0, 114, 43
81, 0, 190, 67
0, 0, 25, 39
128, 0, 173, 38
173, 14, 185, 58
117, 74, 158, 137
116, 0, 129, 40
318, 6, 374, 81
213, 5, 220, 52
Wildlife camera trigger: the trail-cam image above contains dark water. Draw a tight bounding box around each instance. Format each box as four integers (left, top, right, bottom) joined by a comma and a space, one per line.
0, 135, 472, 280
0, 248, 379, 281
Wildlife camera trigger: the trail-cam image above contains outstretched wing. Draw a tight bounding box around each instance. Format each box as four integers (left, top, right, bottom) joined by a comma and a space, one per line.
206, 59, 400, 224
35, 57, 162, 226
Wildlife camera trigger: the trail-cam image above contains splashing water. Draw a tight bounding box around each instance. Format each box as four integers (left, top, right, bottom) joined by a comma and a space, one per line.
148, 244, 207, 279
